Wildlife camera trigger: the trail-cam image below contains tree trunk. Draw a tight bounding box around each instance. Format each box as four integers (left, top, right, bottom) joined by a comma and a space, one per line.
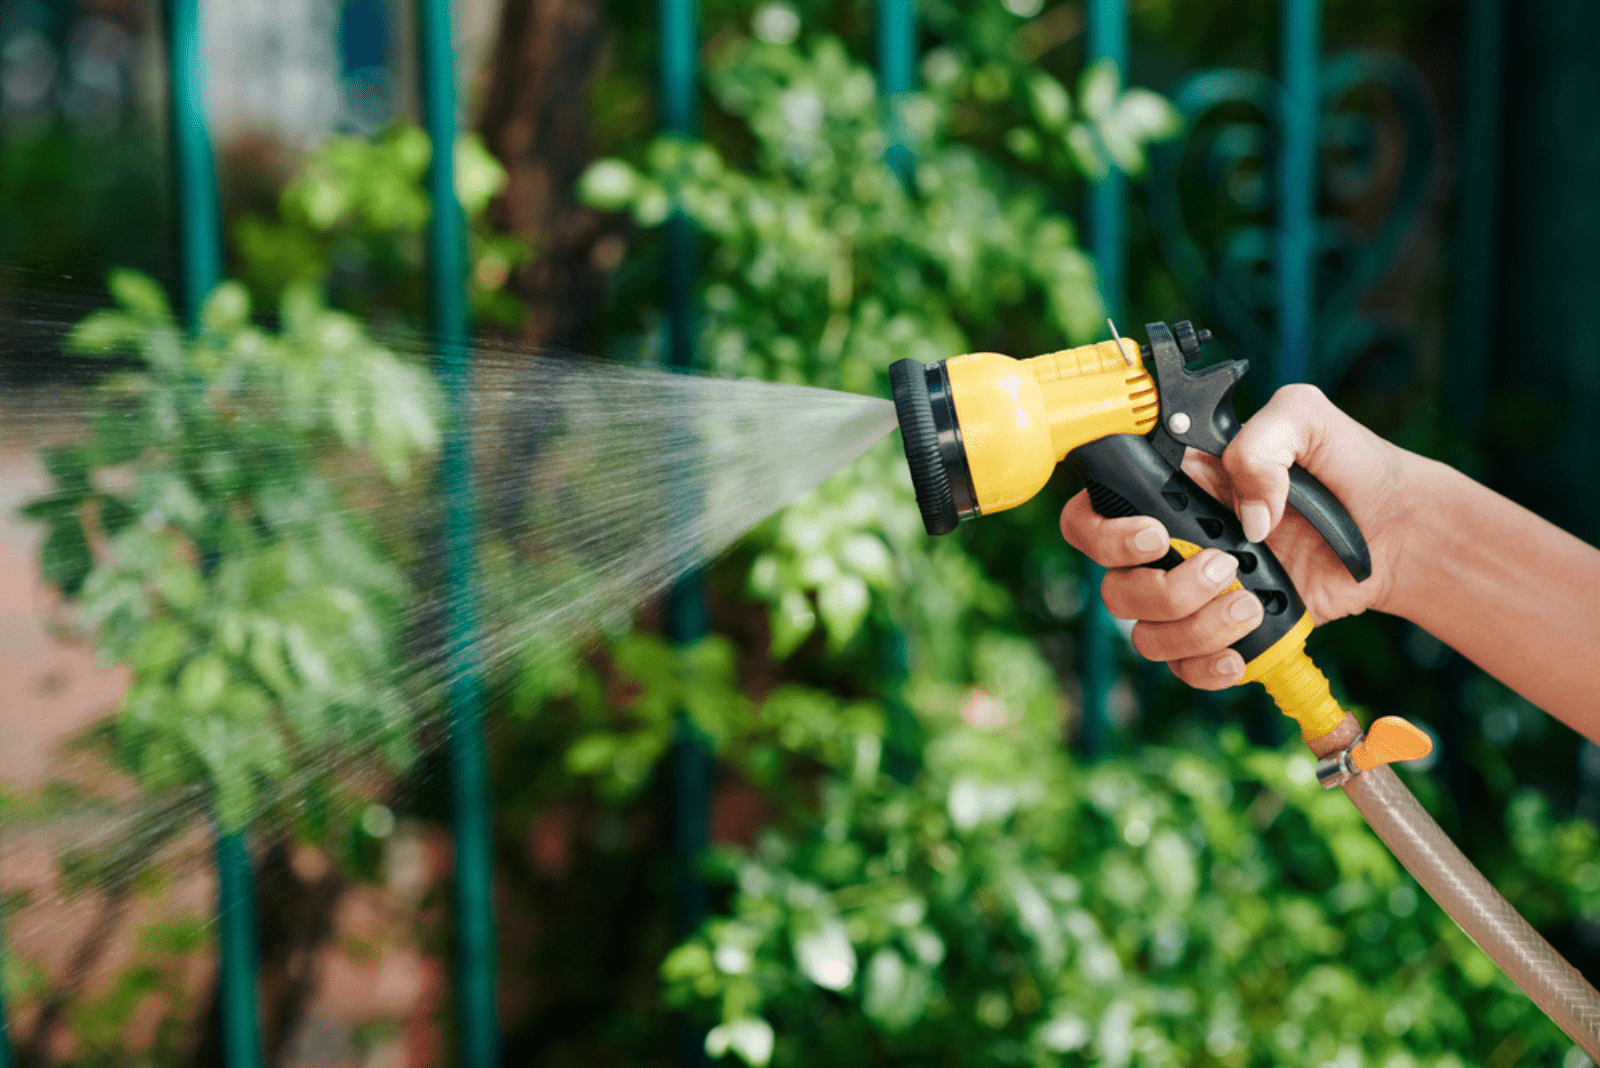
477, 0, 613, 353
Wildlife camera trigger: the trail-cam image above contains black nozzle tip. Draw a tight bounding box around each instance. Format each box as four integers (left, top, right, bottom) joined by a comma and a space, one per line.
889, 358, 960, 536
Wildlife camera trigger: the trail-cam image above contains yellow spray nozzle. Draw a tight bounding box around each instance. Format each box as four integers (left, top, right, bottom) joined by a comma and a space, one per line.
888, 321, 1358, 747
888, 339, 1157, 533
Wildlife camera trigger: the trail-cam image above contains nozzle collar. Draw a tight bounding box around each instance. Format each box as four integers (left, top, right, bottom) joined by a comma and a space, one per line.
891, 358, 976, 536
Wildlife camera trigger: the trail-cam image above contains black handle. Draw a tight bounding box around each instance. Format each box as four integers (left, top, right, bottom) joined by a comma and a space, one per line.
1287, 465, 1372, 583
1070, 434, 1306, 664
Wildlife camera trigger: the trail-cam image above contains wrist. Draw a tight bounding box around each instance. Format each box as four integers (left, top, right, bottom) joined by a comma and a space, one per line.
1371, 449, 1455, 622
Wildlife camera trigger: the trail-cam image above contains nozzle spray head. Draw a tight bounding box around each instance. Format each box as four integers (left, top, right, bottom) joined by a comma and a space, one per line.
890, 339, 1157, 536
889, 359, 976, 536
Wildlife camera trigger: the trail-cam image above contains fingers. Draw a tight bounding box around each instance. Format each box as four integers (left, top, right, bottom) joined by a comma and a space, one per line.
1168, 649, 1247, 691
1101, 548, 1239, 622
1059, 491, 1169, 568
1221, 383, 1334, 543
1129, 588, 1263, 664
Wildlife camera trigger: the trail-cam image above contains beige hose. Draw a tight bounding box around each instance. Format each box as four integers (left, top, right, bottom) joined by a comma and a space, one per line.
1310, 715, 1600, 1058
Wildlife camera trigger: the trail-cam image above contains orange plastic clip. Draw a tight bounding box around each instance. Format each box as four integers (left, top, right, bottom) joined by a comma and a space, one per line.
1350, 716, 1433, 772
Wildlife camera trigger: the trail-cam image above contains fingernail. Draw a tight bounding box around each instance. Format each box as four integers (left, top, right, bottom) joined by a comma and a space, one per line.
1226, 592, 1260, 624
1133, 525, 1166, 554
1202, 550, 1237, 586
1239, 502, 1272, 543
1214, 652, 1242, 677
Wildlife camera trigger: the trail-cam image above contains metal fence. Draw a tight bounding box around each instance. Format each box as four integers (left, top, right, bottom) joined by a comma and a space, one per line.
0, 0, 1503, 1064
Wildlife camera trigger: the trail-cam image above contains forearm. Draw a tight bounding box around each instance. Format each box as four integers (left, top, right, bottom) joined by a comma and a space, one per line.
1387, 453, 1600, 733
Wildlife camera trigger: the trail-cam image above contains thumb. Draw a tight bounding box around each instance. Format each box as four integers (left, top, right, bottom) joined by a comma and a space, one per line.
1220, 383, 1332, 543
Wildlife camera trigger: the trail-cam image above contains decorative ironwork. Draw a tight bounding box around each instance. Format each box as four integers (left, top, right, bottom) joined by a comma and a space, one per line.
1148, 51, 1438, 389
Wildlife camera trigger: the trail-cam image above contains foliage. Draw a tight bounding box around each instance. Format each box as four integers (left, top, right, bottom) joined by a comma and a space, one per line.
665, 716, 1572, 1068
233, 126, 530, 329
13, 0, 1600, 1064
23, 270, 440, 829
568, 5, 1600, 1067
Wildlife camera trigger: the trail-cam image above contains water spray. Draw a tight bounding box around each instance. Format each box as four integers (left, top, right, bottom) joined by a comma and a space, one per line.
889, 320, 1600, 1055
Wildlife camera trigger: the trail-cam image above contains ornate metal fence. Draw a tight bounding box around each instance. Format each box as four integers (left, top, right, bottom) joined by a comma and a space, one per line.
0, 0, 1504, 1065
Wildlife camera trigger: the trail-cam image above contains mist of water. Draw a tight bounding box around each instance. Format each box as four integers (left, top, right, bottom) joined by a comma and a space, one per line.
462, 349, 899, 682
0, 281, 905, 996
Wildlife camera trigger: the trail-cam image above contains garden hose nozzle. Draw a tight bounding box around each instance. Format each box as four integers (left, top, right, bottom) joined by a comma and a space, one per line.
892, 320, 1600, 1055
889, 339, 1157, 535
889, 320, 1372, 741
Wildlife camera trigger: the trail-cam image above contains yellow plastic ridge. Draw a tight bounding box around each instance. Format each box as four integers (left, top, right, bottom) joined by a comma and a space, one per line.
1239, 613, 1345, 741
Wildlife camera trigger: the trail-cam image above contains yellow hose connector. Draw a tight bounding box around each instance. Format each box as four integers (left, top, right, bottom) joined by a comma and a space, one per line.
1166, 541, 1344, 742
1239, 613, 1345, 741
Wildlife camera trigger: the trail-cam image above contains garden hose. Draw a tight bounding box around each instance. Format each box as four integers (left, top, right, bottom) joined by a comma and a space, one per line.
889, 320, 1600, 1053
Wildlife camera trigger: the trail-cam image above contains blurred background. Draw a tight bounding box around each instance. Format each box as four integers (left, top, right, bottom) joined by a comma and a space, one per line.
2, 0, 1600, 1065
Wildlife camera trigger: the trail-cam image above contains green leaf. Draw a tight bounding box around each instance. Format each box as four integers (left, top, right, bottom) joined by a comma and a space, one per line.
661, 941, 715, 983
43, 448, 92, 495
566, 733, 622, 776
1067, 123, 1107, 180
817, 574, 869, 650
1027, 74, 1071, 131
1114, 88, 1181, 141
455, 133, 509, 217
791, 913, 855, 990
153, 556, 204, 613
37, 522, 93, 596
770, 590, 816, 659
579, 159, 642, 211
65, 311, 146, 357
176, 655, 228, 715
863, 949, 931, 1031
129, 618, 191, 681
107, 269, 172, 320
200, 281, 251, 335
1078, 58, 1121, 121
705, 1017, 774, 1068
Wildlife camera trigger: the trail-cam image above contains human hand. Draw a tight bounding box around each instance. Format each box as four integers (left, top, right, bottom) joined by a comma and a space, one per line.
1059, 384, 1416, 689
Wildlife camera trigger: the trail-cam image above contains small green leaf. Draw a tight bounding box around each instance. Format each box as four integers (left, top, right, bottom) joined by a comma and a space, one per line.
108, 269, 172, 320
1067, 123, 1107, 180
38, 522, 93, 596
792, 914, 855, 990
65, 311, 146, 357
129, 618, 191, 681
579, 159, 642, 211
705, 1017, 774, 1068
201, 281, 251, 335
817, 574, 869, 650
566, 733, 622, 776
453, 134, 508, 218
177, 655, 228, 715
1078, 58, 1121, 121
1027, 74, 1071, 131
770, 590, 816, 659
1115, 88, 1181, 141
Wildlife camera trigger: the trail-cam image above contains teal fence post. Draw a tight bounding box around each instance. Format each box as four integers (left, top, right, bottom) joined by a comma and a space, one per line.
166, 2, 263, 1065
0, 893, 8, 1068
1277, 0, 1320, 387
415, 1, 499, 1064
214, 829, 261, 1068
1080, 0, 1127, 757
1448, 0, 1501, 434
876, 0, 923, 778
877, 0, 915, 183
660, 0, 711, 1065
166, 0, 223, 323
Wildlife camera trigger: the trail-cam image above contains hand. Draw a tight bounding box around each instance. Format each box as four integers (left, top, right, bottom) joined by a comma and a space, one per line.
1059, 384, 1416, 690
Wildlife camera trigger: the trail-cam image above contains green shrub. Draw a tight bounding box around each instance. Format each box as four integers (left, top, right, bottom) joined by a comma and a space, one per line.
25, 271, 439, 829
